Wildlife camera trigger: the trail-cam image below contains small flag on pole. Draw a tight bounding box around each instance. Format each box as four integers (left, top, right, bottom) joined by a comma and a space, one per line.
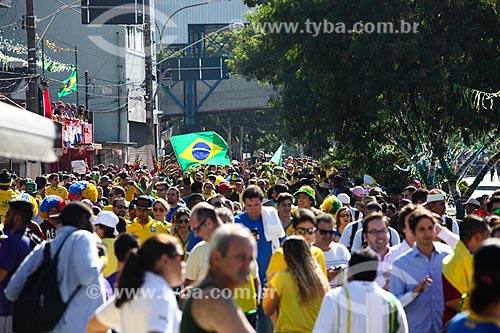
58, 68, 77, 98
270, 144, 283, 165
170, 131, 230, 173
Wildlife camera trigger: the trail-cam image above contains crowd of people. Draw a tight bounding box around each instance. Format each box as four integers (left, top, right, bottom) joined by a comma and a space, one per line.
0, 155, 500, 333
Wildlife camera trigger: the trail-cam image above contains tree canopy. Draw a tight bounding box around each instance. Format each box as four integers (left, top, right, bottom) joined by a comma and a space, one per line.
231, 0, 500, 203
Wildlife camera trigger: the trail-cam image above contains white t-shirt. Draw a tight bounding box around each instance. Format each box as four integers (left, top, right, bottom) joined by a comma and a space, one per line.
322, 243, 351, 288
95, 272, 181, 333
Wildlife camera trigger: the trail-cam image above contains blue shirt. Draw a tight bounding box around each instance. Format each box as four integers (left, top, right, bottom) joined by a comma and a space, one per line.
166, 204, 186, 223
447, 311, 500, 333
390, 243, 451, 333
235, 212, 273, 284
0, 228, 30, 316
5, 226, 105, 332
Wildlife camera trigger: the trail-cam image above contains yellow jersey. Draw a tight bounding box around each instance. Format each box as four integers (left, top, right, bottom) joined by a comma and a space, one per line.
126, 216, 171, 245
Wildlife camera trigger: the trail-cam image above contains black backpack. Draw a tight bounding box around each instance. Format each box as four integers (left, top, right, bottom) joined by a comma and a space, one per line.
13, 235, 81, 333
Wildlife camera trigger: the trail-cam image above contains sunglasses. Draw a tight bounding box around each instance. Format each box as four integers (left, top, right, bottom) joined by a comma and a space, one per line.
177, 218, 190, 224
192, 219, 207, 234
339, 213, 351, 218
156, 188, 168, 192
318, 229, 335, 236
114, 205, 128, 209
295, 227, 316, 235
153, 207, 165, 213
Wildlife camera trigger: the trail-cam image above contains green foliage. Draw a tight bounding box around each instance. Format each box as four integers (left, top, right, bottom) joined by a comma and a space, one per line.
231, 0, 500, 191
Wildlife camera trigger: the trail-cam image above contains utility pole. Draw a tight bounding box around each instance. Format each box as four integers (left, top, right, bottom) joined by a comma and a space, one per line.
143, 0, 154, 169
26, 0, 39, 115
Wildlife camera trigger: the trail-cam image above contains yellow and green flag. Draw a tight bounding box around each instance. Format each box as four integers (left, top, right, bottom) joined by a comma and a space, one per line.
170, 131, 230, 173
58, 68, 77, 98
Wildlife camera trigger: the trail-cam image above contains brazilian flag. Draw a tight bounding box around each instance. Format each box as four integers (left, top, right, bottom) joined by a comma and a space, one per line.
170, 131, 230, 173
58, 68, 77, 98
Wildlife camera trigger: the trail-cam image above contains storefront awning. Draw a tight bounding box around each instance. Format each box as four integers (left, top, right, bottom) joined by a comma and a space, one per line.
0, 101, 57, 162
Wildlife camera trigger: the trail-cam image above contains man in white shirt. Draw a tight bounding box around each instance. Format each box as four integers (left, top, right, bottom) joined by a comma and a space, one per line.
339, 196, 378, 251
313, 250, 408, 333
426, 189, 459, 234
313, 214, 350, 288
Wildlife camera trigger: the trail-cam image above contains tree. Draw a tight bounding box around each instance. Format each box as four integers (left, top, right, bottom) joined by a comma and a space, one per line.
232, 0, 500, 215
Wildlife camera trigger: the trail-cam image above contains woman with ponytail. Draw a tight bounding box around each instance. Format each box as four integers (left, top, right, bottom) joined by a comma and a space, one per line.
447, 238, 500, 332
263, 236, 330, 333
87, 234, 184, 333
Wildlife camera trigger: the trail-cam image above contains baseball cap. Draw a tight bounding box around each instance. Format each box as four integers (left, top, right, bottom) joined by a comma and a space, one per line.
463, 198, 481, 207
351, 186, 366, 197
218, 182, 235, 192
118, 172, 129, 179
337, 193, 351, 204
93, 211, 119, 229
427, 189, 446, 203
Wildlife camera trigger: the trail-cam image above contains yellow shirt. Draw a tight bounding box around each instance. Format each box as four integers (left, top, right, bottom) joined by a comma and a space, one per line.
0, 189, 18, 222
443, 240, 473, 311
267, 245, 327, 278
271, 270, 324, 333
102, 238, 118, 278
124, 184, 141, 202
233, 259, 259, 314
45, 186, 69, 200
126, 217, 170, 245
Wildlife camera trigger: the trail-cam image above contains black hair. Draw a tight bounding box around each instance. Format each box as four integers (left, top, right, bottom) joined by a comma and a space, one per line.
397, 204, 416, 238
412, 189, 429, 204
60, 202, 92, 228
8, 200, 34, 225
470, 239, 500, 313
242, 185, 264, 202
190, 181, 203, 193
292, 209, 316, 228
95, 224, 115, 238
116, 234, 180, 308
460, 214, 490, 243
349, 250, 378, 282
114, 233, 140, 262
486, 196, 500, 213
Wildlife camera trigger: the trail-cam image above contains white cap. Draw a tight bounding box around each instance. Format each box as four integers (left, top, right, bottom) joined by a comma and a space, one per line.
92, 211, 118, 229
337, 193, 351, 204
463, 198, 481, 207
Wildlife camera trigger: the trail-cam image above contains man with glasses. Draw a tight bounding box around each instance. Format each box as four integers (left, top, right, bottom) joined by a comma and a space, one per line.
361, 213, 393, 289
45, 173, 68, 200
185, 202, 222, 286
126, 196, 169, 245
112, 198, 128, 220
314, 214, 350, 288
154, 182, 169, 201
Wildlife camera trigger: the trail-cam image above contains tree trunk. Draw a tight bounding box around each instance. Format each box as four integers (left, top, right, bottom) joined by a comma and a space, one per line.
462, 150, 500, 200
238, 126, 244, 160
226, 116, 232, 159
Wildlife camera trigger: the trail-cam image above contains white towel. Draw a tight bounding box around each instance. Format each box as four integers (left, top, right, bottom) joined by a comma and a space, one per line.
261, 206, 285, 253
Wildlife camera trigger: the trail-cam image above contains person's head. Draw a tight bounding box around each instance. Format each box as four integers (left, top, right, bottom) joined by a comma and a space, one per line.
93, 211, 118, 239
463, 198, 481, 215
0, 169, 12, 190
218, 182, 235, 199
152, 198, 168, 222
166, 187, 180, 205
235, 178, 244, 193
189, 202, 222, 241
403, 186, 417, 200
397, 204, 417, 244
117, 172, 130, 187
4, 200, 33, 232
203, 181, 215, 195
282, 236, 329, 303
155, 182, 169, 199
364, 202, 383, 217
48, 173, 60, 187
188, 193, 204, 209
459, 214, 491, 254
426, 189, 447, 216
469, 238, 500, 318
60, 202, 94, 233
128, 199, 137, 220
411, 188, 428, 205
207, 194, 226, 208
408, 208, 438, 248
216, 207, 234, 224
172, 207, 191, 233
335, 206, 352, 229
116, 234, 184, 308
292, 209, 317, 244
491, 225, 500, 238
112, 197, 128, 218
348, 249, 378, 282
294, 186, 316, 209
336, 193, 351, 208
135, 196, 154, 224
362, 212, 389, 253
242, 185, 264, 220
315, 214, 336, 246
486, 196, 500, 216
108, 186, 125, 203
114, 233, 140, 263
276, 192, 293, 218
209, 224, 256, 288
